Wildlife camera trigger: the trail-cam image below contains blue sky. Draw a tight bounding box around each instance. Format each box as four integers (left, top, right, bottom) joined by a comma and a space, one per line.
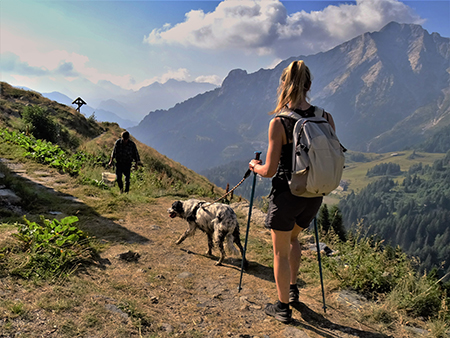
1, 0, 449, 106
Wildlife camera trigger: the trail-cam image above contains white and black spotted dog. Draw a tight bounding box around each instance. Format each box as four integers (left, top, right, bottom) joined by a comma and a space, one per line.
168, 199, 248, 268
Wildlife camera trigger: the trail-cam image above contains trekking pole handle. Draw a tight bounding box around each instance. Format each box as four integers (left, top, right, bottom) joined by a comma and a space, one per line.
244, 151, 262, 179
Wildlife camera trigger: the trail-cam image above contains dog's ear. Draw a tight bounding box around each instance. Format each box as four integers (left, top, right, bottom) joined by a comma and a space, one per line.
172, 201, 183, 213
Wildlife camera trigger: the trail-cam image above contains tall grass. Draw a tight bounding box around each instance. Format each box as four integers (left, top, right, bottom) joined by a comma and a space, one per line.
386, 271, 446, 318
324, 223, 413, 298
322, 222, 449, 336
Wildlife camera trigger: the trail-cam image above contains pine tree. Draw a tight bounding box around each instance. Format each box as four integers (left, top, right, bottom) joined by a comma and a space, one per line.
318, 204, 331, 234
330, 206, 346, 242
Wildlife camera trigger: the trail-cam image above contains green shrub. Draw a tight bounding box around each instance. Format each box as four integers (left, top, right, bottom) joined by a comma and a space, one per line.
147, 158, 175, 178
386, 271, 443, 318
22, 106, 58, 143
10, 215, 97, 280
79, 176, 110, 190
88, 112, 97, 122
366, 162, 402, 177
427, 318, 449, 338
324, 223, 449, 322
324, 224, 412, 298
0, 128, 106, 176
348, 152, 370, 163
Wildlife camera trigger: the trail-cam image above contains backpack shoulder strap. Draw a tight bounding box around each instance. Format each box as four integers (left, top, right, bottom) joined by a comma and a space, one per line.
314, 106, 331, 122
278, 117, 290, 141
274, 112, 295, 143
277, 109, 302, 121
313, 106, 324, 118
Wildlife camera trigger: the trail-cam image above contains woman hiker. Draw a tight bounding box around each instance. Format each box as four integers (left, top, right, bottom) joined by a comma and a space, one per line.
248, 60, 336, 323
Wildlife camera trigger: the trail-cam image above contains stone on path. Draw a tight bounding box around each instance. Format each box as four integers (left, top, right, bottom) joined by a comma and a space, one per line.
104, 304, 129, 321
336, 290, 368, 311
116, 250, 141, 262
284, 326, 311, 338
0, 189, 21, 204
177, 271, 194, 279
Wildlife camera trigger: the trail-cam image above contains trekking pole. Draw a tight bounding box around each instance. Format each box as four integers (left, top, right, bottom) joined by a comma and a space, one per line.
238, 151, 261, 292
313, 215, 327, 313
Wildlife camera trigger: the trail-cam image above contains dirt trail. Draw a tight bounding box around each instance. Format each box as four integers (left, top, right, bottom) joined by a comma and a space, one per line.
0, 159, 395, 338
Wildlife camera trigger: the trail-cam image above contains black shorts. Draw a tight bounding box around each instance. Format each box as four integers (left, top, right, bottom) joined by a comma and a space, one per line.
265, 191, 323, 232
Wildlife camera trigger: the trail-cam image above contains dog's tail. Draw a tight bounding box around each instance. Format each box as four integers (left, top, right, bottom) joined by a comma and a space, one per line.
226, 228, 240, 256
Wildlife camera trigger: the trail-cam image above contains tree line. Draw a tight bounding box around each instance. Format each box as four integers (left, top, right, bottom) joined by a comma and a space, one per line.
339, 151, 450, 277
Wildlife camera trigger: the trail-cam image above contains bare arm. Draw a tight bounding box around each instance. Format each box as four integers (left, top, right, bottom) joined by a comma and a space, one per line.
249, 117, 284, 178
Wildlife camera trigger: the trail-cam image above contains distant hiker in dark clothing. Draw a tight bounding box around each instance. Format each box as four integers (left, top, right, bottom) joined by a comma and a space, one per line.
108, 131, 141, 194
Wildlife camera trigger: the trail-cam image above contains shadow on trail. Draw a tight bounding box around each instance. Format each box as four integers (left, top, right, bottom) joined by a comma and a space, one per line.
179, 248, 245, 271
53, 195, 150, 245
246, 261, 275, 283
5, 169, 150, 245
291, 302, 393, 338
179, 248, 275, 282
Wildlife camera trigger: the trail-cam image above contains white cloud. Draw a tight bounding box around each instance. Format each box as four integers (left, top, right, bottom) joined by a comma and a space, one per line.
2, 40, 220, 92
133, 68, 190, 88
144, 0, 424, 58
1, 49, 136, 90
144, 0, 287, 54
1, 29, 137, 90
194, 74, 222, 86
160, 68, 191, 83
1, 52, 49, 76
267, 57, 283, 69
2, 30, 87, 72
134, 68, 221, 88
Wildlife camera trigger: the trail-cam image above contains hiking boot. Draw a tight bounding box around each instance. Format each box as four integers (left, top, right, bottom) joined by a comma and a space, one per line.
264, 302, 292, 323
289, 287, 299, 304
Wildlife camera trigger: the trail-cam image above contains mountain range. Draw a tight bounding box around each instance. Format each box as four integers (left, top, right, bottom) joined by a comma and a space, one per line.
129, 22, 450, 173
41, 80, 217, 128
41, 91, 137, 128
114, 79, 217, 120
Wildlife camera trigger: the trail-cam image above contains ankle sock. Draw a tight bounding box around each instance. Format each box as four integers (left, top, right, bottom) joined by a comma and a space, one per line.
290, 284, 298, 291
276, 301, 289, 310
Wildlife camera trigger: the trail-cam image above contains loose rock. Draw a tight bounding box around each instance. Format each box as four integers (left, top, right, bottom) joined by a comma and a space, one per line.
116, 250, 141, 262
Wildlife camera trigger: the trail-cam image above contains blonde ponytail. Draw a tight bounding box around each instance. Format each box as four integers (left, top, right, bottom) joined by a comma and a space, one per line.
270, 60, 312, 115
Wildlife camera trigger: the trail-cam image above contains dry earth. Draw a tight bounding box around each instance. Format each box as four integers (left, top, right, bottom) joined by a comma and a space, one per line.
0, 159, 422, 338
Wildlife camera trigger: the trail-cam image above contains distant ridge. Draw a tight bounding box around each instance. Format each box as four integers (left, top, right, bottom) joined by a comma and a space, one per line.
40, 79, 218, 127
41, 92, 137, 129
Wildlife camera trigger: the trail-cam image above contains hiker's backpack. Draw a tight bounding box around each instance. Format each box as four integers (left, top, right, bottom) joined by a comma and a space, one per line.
277, 106, 346, 198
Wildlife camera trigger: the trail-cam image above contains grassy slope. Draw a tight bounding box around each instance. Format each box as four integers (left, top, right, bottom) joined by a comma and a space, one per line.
0, 82, 104, 143
341, 151, 445, 193
0, 82, 219, 196
323, 150, 445, 206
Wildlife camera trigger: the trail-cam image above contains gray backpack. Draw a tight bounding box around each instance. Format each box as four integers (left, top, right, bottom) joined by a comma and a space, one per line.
277, 106, 346, 197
